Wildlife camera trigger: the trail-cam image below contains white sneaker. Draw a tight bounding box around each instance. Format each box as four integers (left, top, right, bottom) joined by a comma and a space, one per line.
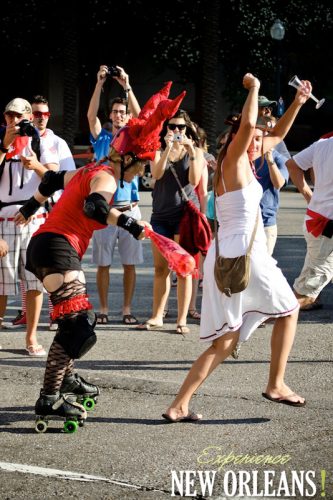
49, 321, 58, 331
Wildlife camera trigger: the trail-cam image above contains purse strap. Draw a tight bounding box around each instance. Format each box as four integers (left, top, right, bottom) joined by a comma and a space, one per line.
169, 163, 189, 202
214, 191, 259, 257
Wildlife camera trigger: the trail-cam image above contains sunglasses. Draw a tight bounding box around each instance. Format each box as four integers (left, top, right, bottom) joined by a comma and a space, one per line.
168, 124, 186, 131
33, 111, 51, 118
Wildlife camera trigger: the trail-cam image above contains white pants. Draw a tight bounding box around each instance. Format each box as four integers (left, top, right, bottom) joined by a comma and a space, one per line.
264, 224, 277, 256
293, 226, 333, 299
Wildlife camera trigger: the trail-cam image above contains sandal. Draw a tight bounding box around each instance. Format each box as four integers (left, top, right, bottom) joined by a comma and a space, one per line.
136, 321, 163, 331
25, 344, 47, 357
122, 314, 139, 325
96, 313, 109, 325
188, 309, 201, 320
162, 309, 169, 319
176, 325, 190, 334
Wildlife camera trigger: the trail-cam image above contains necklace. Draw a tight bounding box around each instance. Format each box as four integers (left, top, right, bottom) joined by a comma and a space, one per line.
169, 146, 185, 163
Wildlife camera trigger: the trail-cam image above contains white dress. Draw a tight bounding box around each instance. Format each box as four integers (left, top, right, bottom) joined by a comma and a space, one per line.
200, 177, 299, 343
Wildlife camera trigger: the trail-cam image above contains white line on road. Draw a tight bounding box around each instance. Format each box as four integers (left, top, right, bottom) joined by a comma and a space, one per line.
0, 461, 142, 489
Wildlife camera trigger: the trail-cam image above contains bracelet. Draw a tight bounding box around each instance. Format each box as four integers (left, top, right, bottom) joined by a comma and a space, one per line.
124, 87, 132, 92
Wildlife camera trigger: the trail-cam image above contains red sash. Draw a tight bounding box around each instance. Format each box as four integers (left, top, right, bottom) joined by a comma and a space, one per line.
305, 208, 329, 237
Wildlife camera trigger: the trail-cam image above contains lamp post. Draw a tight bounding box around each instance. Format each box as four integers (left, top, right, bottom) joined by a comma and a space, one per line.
270, 19, 285, 102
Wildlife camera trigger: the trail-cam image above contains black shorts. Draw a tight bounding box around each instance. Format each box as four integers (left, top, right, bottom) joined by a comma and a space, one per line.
26, 232, 81, 281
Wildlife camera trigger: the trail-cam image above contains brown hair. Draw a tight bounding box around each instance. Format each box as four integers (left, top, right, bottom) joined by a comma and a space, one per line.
212, 118, 240, 192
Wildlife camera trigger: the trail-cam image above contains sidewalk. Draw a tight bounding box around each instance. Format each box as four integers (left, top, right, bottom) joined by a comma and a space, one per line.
0, 191, 332, 499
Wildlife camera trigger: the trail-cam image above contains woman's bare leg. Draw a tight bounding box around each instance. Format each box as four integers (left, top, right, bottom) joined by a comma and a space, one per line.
264, 311, 305, 404
164, 331, 239, 420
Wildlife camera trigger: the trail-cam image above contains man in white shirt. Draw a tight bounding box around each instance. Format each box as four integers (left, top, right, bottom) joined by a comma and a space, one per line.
10, 96, 77, 331
0, 97, 59, 354
286, 137, 333, 310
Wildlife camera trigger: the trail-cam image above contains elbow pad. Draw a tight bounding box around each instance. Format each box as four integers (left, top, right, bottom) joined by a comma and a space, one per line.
83, 192, 109, 225
39, 170, 66, 197
117, 213, 144, 240
19, 196, 41, 219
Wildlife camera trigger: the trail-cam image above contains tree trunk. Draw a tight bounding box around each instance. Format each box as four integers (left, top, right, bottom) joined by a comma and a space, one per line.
200, 0, 221, 154
62, 10, 78, 150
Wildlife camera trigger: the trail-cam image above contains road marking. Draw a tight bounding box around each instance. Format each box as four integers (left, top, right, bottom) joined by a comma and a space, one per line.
0, 462, 141, 489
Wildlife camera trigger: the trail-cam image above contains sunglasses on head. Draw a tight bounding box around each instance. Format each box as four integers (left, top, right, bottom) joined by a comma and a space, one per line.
33, 111, 51, 118
168, 124, 186, 131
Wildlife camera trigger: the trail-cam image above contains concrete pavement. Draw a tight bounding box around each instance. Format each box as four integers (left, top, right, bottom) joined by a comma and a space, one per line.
0, 190, 332, 500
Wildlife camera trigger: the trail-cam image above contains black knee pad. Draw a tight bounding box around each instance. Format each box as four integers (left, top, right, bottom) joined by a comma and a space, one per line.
55, 310, 97, 359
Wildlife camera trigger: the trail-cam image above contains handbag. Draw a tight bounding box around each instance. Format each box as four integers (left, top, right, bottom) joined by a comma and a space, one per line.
169, 164, 212, 256
213, 193, 259, 297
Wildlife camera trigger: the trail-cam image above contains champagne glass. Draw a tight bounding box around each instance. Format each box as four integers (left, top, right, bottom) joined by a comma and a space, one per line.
288, 75, 325, 109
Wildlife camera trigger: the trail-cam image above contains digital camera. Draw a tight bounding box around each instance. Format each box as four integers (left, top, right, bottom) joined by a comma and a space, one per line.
107, 65, 121, 78
173, 133, 182, 142
18, 119, 38, 137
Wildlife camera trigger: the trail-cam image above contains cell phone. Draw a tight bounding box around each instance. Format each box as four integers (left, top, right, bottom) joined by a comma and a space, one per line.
173, 133, 182, 142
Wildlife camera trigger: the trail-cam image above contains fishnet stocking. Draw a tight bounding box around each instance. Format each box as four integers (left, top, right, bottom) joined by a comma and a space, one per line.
43, 340, 74, 394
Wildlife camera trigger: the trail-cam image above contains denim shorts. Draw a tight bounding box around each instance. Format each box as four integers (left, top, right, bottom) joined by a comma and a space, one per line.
151, 219, 180, 239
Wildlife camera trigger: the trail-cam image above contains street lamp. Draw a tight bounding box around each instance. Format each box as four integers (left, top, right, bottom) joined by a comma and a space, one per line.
270, 19, 285, 103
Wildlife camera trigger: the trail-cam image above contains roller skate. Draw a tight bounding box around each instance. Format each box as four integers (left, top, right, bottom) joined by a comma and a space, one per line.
34, 390, 87, 434
60, 373, 100, 411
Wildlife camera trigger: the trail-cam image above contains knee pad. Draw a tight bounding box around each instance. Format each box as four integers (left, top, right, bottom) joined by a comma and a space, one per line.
55, 310, 97, 359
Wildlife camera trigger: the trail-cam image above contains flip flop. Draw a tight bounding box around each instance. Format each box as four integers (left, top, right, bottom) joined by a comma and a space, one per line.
25, 344, 47, 357
96, 313, 109, 325
188, 309, 201, 320
176, 325, 190, 334
135, 321, 163, 331
162, 411, 202, 423
262, 392, 306, 407
122, 314, 139, 325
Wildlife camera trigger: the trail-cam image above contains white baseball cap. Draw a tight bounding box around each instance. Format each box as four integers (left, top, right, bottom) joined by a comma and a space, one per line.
4, 98, 32, 115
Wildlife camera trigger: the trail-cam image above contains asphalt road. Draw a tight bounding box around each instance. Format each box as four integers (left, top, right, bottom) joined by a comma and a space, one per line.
0, 190, 332, 500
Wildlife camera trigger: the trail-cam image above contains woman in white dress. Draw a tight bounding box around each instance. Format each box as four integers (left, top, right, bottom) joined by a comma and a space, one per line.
162, 73, 312, 422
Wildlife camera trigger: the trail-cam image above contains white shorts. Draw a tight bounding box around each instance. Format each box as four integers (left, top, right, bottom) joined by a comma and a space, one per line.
92, 205, 143, 266
0, 217, 45, 295
293, 225, 333, 298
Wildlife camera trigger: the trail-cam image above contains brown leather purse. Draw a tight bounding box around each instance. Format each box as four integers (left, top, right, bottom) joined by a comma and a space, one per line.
213, 194, 259, 297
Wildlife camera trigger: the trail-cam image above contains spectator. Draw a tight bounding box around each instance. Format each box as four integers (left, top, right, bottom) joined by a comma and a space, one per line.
0, 238, 9, 350
11, 95, 76, 330
137, 109, 204, 334
87, 65, 143, 325
286, 137, 333, 310
0, 97, 59, 356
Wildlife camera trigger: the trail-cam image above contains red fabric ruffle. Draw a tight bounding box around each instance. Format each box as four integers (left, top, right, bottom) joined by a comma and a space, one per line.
51, 294, 93, 320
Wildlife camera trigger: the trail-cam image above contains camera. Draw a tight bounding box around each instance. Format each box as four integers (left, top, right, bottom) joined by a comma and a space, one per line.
107, 65, 121, 78
173, 133, 182, 142
18, 119, 38, 137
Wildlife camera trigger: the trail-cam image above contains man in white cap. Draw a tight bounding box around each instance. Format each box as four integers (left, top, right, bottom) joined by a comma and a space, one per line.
10, 95, 77, 330
0, 97, 59, 355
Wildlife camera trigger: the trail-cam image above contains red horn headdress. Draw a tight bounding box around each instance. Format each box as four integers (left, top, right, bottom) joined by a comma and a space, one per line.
111, 82, 186, 186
